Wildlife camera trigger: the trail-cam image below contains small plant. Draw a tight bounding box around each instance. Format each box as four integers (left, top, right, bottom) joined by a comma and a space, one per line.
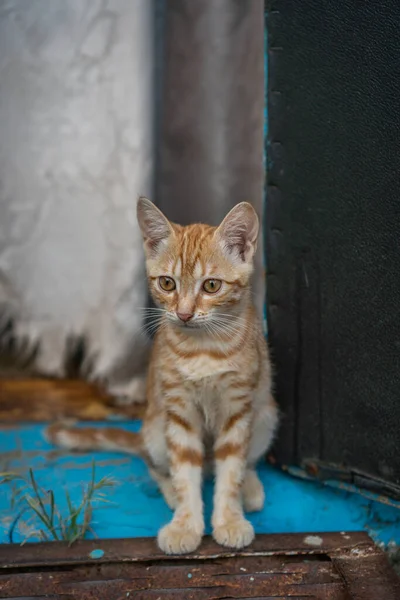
0, 462, 114, 544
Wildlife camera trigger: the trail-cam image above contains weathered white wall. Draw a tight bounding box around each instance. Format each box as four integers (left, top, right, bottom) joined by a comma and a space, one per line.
0, 0, 154, 398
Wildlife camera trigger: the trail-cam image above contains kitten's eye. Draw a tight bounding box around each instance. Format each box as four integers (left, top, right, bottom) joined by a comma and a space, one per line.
203, 279, 222, 294
159, 276, 176, 292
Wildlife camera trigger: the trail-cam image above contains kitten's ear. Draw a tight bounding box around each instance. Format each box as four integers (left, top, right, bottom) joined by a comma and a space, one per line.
137, 197, 174, 255
215, 202, 259, 263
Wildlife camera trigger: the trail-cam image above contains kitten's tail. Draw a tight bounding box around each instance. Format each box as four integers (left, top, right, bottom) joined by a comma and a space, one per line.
45, 421, 143, 456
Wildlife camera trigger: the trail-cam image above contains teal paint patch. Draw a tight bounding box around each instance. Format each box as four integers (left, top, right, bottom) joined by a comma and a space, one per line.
0, 422, 399, 547
89, 548, 105, 559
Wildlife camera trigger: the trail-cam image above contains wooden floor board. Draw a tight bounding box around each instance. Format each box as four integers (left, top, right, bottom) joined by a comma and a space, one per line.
0, 532, 399, 599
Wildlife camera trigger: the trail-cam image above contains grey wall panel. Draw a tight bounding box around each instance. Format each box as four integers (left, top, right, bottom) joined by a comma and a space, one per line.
267, 0, 400, 495
157, 0, 265, 318
0, 0, 155, 397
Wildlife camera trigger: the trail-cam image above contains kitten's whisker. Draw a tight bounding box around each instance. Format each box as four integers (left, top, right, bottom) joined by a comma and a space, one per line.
214, 312, 250, 324
213, 318, 254, 335
212, 320, 249, 332
140, 314, 166, 337
211, 316, 249, 331
204, 328, 228, 354
204, 321, 226, 346
210, 319, 253, 339
204, 321, 236, 352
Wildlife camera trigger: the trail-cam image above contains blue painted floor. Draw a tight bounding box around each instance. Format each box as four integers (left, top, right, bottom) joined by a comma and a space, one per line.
1, 421, 400, 547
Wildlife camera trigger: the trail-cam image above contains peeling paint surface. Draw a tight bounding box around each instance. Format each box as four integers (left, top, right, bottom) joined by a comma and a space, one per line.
1, 422, 400, 546
304, 535, 323, 546
89, 549, 105, 559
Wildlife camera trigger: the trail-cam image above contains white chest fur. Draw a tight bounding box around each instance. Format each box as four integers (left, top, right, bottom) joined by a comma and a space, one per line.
190, 375, 221, 433
178, 354, 232, 381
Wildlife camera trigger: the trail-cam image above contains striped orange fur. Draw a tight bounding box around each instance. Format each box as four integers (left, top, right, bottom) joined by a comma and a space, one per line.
46, 198, 279, 555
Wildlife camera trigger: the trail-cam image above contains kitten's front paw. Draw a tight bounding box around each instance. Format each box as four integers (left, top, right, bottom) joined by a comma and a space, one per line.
213, 518, 254, 549
157, 522, 202, 555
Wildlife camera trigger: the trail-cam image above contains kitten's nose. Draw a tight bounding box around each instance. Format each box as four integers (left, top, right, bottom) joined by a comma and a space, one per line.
177, 312, 194, 323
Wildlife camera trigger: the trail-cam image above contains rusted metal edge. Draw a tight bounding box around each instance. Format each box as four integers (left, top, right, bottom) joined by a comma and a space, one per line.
285, 464, 400, 508
0, 531, 373, 569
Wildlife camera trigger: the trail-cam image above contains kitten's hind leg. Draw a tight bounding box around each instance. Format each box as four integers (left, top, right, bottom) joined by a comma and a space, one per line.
149, 468, 177, 510
242, 469, 265, 513
243, 394, 278, 514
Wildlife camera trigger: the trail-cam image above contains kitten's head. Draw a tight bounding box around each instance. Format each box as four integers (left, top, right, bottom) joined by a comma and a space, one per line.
137, 198, 259, 333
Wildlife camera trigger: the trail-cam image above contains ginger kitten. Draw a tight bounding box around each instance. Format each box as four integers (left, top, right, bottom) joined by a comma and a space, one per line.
47, 198, 279, 554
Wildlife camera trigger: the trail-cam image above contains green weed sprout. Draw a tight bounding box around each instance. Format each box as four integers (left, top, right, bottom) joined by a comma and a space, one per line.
0, 462, 114, 544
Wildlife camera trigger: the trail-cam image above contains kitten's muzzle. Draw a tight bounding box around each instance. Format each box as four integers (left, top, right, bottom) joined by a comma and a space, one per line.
176, 312, 194, 323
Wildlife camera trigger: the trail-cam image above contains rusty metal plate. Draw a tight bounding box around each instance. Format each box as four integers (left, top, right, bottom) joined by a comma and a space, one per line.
0, 532, 399, 599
